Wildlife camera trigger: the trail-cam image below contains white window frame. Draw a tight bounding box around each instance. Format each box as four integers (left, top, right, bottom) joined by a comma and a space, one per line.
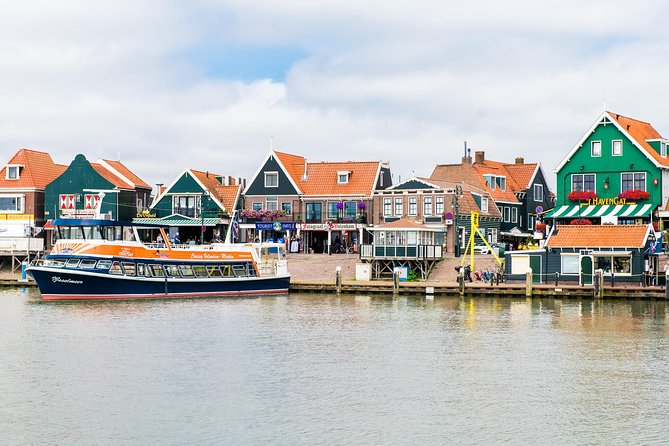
264, 171, 279, 188
662, 142, 667, 157
496, 177, 506, 192
383, 197, 392, 216
252, 202, 262, 211
281, 202, 292, 215
408, 197, 417, 216
591, 140, 602, 157
612, 140, 623, 157
620, 172, 647, 192
5, 165, 21, 180
572, 173, 596, 193
533, 184, 544, 201
337, 171, 350, 184
423, 197, 433, 216
0, 194, 24, 213
528, 214, 535, 230
503, 207, 510, 222
394, 197, 403, 216
512, 207, 518, 223
561, 254, 580, 275
481, 197, 488, 213
435, 196, 444, 215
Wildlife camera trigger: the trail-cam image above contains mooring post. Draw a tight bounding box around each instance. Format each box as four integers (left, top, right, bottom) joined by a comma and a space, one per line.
611, 271, 615, 288
665, 275, 669, 300
335, 266, 342, 293
458, 267, 465, 297
392, 268, 400, 294
525, 271, 532, 297
490, 272, 494, 287
594, 269, 603, 298
555, 272, 559, 287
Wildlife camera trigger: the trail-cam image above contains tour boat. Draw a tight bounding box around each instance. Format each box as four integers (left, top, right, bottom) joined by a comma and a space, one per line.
26, 219, 290, 301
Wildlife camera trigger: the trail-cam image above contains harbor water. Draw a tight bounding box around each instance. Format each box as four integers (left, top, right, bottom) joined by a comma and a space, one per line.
1, 288, 669, 445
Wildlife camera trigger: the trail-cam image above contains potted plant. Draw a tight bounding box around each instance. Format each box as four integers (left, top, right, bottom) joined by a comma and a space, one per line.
568, 191, 597, 202
618, 190, 650, 201
570, 218, 593, 225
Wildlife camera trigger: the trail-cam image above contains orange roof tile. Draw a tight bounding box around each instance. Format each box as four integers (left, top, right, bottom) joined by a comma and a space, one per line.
191, 170, 240, 214
504, 163, 538, 190
417, 177, 501, 218
547, 224, 650, 248
274, 151, 306, 191
90, 163, 134, 189
608, 112, 669, 167
377, 218, 433, 229
0, 148, 67, 190
100, 159, 151, 189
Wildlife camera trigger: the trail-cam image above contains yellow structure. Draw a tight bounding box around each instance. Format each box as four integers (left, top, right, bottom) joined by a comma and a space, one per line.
461, 212, 503, 269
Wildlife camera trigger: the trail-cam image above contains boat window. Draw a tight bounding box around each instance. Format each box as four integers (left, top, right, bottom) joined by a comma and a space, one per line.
232, 264, 247, 277
246, 263, 257, 276
206, 266, 222, 277
109, 261, 123, 275
82, 226, 96, 240
150, 264, 165, 277
136, 263, 152, 277
79, 259, 97, 269
65, 259, 80, 268
46, 259, 65, 267
220, 265, 233, 277
121, 262, 136, 276
96, 260, 112, 270
178, 265, 194, 277
123, 227, 136, 242
192, 265, 208, 277
165, 265, 180, 277
60, 226, 85, 240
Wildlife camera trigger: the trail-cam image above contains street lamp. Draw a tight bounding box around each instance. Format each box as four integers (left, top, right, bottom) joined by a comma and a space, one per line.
451, 185, 463, 257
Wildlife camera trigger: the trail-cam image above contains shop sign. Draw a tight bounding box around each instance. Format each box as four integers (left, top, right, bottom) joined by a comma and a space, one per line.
255, 222, 297, 231
300, 223, 358, 231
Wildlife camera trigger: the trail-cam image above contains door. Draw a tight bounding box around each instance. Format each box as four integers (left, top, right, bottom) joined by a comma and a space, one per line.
530, 255, 541, 284
580, 255, 593, 285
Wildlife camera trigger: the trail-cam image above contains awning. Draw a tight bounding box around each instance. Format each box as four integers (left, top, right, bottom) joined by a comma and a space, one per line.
500, 227, 532, 238
544, 203, 654, 219
132, 217, 223, 226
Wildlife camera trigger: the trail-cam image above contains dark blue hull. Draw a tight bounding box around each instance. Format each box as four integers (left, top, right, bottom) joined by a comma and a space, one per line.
27, 267, 290, 301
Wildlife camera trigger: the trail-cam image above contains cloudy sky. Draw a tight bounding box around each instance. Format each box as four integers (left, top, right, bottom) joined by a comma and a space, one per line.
2, 0, 669, 191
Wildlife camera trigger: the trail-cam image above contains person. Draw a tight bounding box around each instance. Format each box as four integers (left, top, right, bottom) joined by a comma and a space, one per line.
156, 234, 163, 245
173, 232, 180, 244
334, 236, 341, 254
323, 238, 328, 254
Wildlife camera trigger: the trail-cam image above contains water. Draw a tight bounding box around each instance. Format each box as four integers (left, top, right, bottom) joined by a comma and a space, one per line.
1, 288, 669, 445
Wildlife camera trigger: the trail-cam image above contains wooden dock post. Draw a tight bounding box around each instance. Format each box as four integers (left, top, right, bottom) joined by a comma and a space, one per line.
594, 269, 603, 298
525, 271, 532, 297
665, 276, 669, 300
458, 268, 465, 296
335, 266, 342, 294
392, 268, 400, 294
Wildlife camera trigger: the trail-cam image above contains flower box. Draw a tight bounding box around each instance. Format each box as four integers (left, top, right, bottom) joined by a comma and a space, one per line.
617, 190, 650, 201
568, 191, 597, 202
570, 218, 593, 225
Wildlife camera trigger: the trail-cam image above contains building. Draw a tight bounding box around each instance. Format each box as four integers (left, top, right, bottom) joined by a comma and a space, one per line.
141, 169, 243, 243
242, 150, 391, 252
547, 111, 669, 226
0, 148, 67, 264
430, 150, 551, 249
44, 154, 152, 222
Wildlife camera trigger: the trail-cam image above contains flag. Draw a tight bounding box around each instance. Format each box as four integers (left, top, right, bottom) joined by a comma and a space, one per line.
232, 219, 239, 240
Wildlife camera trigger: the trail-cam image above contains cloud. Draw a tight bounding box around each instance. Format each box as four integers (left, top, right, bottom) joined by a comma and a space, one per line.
1, 0, 669, 192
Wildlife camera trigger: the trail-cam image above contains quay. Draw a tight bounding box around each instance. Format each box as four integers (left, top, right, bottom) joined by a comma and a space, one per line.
3, 253, 667, 299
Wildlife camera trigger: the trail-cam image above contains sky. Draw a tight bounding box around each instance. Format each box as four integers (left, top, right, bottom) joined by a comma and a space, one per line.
2, 0, 669, 192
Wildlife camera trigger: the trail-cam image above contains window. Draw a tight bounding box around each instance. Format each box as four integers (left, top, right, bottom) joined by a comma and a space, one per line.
512, 207, 518, 224
383, 198, 392, 216
173, 195, 199, 218
252, 202, 262, 211
486, 228, 498, 244
306, 202, 322, 223
591, 140, 602, 157
496, 177, 506, 191
528, 214, 535, 230
150, 265, 165, 277
337, 171, 350, 184
408, 197, 417, 216
662, 142, 667, 157
192, 265, 208, 277
264, 172, 278, 188
281, 202, 292, 215
96, 260, 112, 270
483, 175, 506, 191
503, 207, 510, 222
343, 201, 356, 221
0, 195, 23, 212
612, 140, 622, 156
534, 184, 544, 201
178, 265, 194, 277
80, 259, 97, 269
207, 266, 222, 277
572, 174, 595, 192
621, 172, 646, 192
561, 254, 579, 275
435, 196, 444, 215
394, 198, 403, 216
109, 261, 123, 275
327, 201, 339, 219
423, 197, 433, 216
121, 262, 136, 276
481, 197, 488, 213
266, 196, 278, 211
6, 165, 20, 180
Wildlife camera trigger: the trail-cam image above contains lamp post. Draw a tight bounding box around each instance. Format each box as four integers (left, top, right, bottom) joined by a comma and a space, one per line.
451, 185, 463, 257
200, 191, 210, 245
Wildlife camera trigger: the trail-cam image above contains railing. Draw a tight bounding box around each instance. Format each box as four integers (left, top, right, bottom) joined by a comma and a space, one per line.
360, 244, 443, 259
0, 237, 44, 253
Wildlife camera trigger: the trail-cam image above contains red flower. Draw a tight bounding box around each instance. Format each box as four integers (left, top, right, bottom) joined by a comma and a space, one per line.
568, 191, 597, 202
618, 190, 649, 201
570, 218, 592, 225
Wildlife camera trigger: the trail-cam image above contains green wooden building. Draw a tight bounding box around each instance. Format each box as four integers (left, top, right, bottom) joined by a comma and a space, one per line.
547, 111, 669, 225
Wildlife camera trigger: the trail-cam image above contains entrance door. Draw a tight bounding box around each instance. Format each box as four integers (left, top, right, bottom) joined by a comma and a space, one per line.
529, 255, 541, 283
580, 255, 593, 285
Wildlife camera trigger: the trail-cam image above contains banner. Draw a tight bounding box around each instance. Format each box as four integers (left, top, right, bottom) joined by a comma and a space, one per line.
255, 222, 297, 231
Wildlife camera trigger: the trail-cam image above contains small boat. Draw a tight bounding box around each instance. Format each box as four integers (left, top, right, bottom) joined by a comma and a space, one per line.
26, 219, 290, 301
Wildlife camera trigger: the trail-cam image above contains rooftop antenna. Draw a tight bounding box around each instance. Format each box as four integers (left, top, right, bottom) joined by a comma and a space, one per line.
270, 136, 274, 152
464, 140, 467, 158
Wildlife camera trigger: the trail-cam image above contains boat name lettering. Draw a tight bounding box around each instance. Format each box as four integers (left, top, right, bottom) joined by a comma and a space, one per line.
190, 253, 222, 260
52, 276, 83, 285
118, 248, 134, 257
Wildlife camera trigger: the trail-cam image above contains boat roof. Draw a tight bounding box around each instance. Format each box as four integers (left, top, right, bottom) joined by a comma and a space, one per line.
52, 219, 170, 228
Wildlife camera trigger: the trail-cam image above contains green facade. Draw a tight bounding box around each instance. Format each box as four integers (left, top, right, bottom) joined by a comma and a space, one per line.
556, 117, 663, 208
44, 155, 122, 220
150, 171, 224, 218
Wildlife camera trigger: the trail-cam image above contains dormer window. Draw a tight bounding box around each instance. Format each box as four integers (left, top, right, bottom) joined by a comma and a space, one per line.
662, 142, 667, 157
483, 174, 506, 191
264, 172, 278, 188
337, 171, 351, 184
5, 164, 22, 180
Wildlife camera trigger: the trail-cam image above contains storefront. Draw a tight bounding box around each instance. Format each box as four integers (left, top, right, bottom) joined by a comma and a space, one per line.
300, 222, 363, 254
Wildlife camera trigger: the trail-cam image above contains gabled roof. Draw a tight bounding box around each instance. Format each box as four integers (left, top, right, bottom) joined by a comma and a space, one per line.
267, 150, 384, 196
0, 148, 67, 190
504, 163, 540, 190
191, 170, 241, 214
90, 163, 134, 190
546, 224, 652, 248
555, 111, 669, 172
371, 218, 442, 231
98, 159, 152, 190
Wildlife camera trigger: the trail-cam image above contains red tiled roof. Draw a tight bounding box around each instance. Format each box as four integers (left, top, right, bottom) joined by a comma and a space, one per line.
504, 163, 538, 190
275, 151, 381, 196
0, 148, 66, 190
547, 224, 650, 248
191, 170, 240, 214
100, 159, 152, 189
418, 177, 501, 218
377, 218, 432, 229
91, 163, 134, 189
608, 111, 669, 167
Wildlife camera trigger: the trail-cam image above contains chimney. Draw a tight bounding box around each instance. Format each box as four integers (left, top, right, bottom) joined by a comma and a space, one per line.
462, 156, 472, 164
474, 151, 485, 164
515, 157, 524, 164
238, 178, 246, 189
302, 158, 308, 181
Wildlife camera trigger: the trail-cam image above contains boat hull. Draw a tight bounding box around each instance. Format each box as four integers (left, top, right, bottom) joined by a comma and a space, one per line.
27, 267, 290, 301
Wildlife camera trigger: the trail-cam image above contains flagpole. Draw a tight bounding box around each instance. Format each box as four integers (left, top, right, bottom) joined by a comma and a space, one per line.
224, 210, 238, 245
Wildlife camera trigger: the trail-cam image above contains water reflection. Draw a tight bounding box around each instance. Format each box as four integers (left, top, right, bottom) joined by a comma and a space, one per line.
1, 289, 668, 445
